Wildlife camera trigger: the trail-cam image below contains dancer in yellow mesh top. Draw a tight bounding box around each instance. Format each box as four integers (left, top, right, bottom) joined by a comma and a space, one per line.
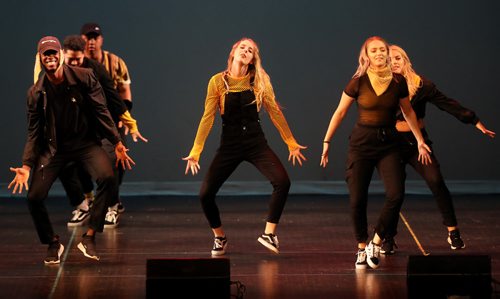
183, 38, 307, 256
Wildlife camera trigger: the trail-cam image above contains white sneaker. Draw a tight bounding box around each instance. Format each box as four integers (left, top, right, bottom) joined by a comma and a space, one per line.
211, 236, 228, 256
67, 209, 90, 227
366, 241, 381, 269
104, 208, 119, 229
355, 249, 368, 269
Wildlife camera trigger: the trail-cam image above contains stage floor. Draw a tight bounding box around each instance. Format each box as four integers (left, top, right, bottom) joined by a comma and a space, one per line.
0, 194, 499, 298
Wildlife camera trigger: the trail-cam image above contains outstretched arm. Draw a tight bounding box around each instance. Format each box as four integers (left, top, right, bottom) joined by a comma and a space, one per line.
320, 92, 354, 168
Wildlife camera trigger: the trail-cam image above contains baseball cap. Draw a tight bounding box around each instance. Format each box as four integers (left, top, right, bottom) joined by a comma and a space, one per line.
37, 36, 61, 55
80, 23, 102, 36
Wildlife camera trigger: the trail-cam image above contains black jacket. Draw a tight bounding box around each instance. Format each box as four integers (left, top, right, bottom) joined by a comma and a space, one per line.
22, 64, 121, 169
82, 57, 127, 123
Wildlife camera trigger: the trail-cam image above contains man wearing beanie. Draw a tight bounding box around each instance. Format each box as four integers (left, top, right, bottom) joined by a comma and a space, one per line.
8, 35, 135, 264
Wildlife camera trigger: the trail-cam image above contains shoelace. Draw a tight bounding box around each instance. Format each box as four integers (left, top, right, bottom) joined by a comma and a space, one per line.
214, 238, 226, 249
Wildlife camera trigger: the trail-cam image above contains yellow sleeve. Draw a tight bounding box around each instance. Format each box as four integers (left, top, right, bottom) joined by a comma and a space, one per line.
262, 81, 300, 151
188, 75, 222, 161
119, 110, 138, 133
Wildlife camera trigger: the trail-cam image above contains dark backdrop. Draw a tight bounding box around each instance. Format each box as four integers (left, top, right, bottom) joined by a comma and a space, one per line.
1, 0, 499, 186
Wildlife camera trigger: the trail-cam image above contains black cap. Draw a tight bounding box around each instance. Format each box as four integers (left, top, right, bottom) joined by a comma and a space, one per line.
80, 23, 102, 36
37, 36, 61, 55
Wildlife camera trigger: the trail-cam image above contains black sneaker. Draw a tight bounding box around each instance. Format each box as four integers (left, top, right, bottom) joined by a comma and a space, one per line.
355, 249, 368, 269
104, 208, 119, 229
77, 234, 100, 260
211, 236, 228, 256
117, 201, 125, 214
366, 241, 381, 269
380, 237, 397, 255
257, 233, 279, 254
67, 208, 90, 227
44, 240, 64, 265
447, 229, 465, 250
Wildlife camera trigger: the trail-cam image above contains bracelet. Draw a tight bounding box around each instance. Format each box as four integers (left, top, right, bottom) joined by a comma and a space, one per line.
323, 140, 330, 144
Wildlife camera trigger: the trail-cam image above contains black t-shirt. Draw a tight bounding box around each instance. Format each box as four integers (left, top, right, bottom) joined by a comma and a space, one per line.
344, 73, 409, 127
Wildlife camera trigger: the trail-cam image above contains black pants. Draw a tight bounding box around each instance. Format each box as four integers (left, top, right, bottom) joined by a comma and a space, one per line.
386, 131, 458, 238
59, 127, 126, 208
200, 140, 290, 229
346, 124, 405, 243
27, 144, 116, 244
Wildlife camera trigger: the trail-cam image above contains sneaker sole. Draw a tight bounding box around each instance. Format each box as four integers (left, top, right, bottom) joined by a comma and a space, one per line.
104, 222, 119, 229
211, 248, 227, 256
366, 258, 379, 269
380, 249, 395, 255
355, 263, 368, 270
44, 244, 65, 265
257, 237, 279, 254
447, 237, 466, 250
67, 217, 90, 227
77, 242, 100, 261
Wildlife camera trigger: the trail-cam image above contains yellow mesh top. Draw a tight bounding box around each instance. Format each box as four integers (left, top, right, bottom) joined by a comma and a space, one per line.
188, 72, 300, 161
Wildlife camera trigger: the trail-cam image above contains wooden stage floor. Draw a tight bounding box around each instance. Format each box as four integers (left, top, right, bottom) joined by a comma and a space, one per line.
0, 194, 499, 298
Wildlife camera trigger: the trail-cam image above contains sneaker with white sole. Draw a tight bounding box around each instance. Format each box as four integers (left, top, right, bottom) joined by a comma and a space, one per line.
44, 238, 64, 265
104, 208, 119, 229
447, 229, 465, 250
67, 208, 90, 227
380, 237, 397, 255
257, 233, 279, 254
77, 234, 100, 261
117, 201, 125, 214
211, 236, 228, 256
355, 249, 368, 269
365, 241, 381, 269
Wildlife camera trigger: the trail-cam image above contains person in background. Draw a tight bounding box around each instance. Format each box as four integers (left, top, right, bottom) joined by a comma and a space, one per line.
60, 35, 148, 228
379, 44, 496, 255
183, 37, 307, 256
320, 36, 431, 269
80, 23, 137, 226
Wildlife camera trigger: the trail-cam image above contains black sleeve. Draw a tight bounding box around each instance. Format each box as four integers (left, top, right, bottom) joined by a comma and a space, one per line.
83, 69, 122, 145
395, 74, 409, 98
344, 77, 359, 98
22, 87, 42, 168
90, 61, 127, 121
424, 79, 479, 125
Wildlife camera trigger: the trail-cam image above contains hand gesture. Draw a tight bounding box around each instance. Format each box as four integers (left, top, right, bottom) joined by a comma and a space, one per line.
8, 166, 30, 194
288, 144, 307, 166
320, 142, 330, 168
182, 155, 200, 175
130, 130, 149, 143
417, 142, 432, 165
115, 141, 136, 170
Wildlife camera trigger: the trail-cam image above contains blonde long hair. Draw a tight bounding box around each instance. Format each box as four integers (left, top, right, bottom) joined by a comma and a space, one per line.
225, 38, 271, 109
353, 36, 390, 78
389, 45, 422, 99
